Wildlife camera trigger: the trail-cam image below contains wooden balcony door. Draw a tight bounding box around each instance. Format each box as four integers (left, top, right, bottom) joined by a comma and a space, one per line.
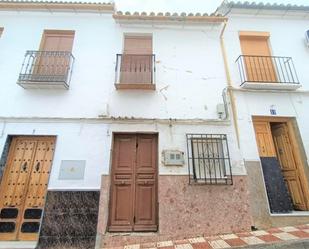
120, 35, 153, 84
240, 34, 277, 82
36, 30, 74, 77
0, 136, 55, 241
109, 134, 158, 232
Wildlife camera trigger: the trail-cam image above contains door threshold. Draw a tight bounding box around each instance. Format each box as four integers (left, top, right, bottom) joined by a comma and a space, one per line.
271, 211, 309, 217
106, 232, 158, 237
0, 241, 36, 249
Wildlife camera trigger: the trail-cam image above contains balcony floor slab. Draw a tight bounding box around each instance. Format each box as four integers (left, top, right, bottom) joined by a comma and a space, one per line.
241, 82, 301, 91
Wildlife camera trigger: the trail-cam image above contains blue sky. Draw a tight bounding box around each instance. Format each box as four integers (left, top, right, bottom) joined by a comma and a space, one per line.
115, 0, 309, 13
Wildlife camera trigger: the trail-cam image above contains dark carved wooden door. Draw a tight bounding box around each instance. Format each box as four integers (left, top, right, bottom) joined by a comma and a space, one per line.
109, 134, 157, 232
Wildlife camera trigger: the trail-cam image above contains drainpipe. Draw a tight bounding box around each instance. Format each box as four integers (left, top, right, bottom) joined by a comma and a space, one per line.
220, 20, 241, 148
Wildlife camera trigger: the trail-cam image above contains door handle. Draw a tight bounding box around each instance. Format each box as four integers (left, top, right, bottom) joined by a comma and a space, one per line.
22, 162, 27, 171
35, 162, 40, 172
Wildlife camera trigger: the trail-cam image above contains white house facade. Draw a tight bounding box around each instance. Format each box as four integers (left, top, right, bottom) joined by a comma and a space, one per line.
1, 0, 309, 248
0, 1, 253, 248
217, 0, 309, 231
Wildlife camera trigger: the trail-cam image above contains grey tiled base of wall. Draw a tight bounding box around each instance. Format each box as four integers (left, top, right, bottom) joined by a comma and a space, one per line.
36, 191, 100, 249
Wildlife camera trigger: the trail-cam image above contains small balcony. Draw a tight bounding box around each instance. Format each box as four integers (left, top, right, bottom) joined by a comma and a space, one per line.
115, 54, 156, 90
236, 55, 301, 90
17, 50, 74, 89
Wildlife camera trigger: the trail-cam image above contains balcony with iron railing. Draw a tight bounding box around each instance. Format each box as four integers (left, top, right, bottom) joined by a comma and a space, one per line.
17, 50, 75, 89
115, 54, 156, 90
235, 55, 301, 90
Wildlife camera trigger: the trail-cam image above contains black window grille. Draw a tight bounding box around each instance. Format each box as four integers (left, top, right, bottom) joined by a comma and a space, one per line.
186, 134, 233, 185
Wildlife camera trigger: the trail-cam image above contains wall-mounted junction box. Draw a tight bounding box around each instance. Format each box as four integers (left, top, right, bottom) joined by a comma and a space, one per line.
163, 150, 185, 166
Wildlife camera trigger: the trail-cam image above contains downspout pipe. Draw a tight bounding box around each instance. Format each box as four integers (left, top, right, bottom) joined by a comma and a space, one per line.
220, 20, 241, 148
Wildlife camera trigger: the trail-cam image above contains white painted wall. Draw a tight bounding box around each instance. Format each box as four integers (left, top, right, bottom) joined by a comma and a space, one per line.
0, 11, 229, 120
0, 9, 247, 190
223, 13, 309, 162
0, 120, 244, 190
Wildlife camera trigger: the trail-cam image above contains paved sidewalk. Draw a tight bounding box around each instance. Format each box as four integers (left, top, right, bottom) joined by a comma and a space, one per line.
106, 224, 309, 249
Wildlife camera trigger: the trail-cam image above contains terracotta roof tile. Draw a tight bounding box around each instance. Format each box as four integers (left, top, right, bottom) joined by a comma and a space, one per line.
113, 11, 227, 23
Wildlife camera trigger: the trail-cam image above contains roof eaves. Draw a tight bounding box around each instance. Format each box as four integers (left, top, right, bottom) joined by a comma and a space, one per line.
113, 11, 227, 23
0, 0, 115, 12
217, 0, 309, 15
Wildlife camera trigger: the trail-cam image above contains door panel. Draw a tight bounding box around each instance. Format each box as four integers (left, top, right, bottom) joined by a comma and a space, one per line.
124, 36, 152, 54
134, 135, 157, 231
109, 135, 136, 232
272, 124, 307, 210
0, 137, 55, 241
253, 121, 276, 157
240, 36, 277, 82
18, 139, 55, 241
109, 134, 157, 232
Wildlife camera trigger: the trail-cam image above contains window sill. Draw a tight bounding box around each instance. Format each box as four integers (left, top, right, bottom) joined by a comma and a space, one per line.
241, 82, 301, 91
115, 83, 156, 90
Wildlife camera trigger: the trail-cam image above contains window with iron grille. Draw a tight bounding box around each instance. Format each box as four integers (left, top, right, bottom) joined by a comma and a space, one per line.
186, 134, 233, 185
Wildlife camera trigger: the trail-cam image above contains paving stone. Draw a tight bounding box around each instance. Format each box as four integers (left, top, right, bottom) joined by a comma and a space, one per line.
191, 242, 211, 249
124, 244, 140, 249
188, 237, 206, 244
280, 226, 300, 232
225, 238, 247, 247
290, 231, 309, 238
209, 239, 231, 248
273, 232, 298, 241
251, 230, 269, 236
240, 236, 265, 245
157, 241, 174, 247
174, 244, 193, 249
220, 234, 239, 240
257, 234, 282, 243
135, 224, 309, 249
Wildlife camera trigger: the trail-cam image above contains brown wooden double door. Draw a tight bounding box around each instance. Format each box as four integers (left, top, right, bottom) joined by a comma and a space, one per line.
109, 134, 158, 232
253, 119, 309, 211
0, 136, 55, 241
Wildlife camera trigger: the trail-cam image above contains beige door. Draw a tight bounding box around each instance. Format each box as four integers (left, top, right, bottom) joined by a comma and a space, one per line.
253, 121, 276, 157
0, 136, 55, 241
36, 30, 74, 76
272, 124, 308, 210
240, 35, 277, 82
120, 36, 153, 84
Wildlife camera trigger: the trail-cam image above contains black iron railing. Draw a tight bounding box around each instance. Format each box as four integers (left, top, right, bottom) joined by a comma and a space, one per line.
186, 134, 233, 185
236, 55, 299, 86
115, 54, 155, 84
18, 50, 75, 88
